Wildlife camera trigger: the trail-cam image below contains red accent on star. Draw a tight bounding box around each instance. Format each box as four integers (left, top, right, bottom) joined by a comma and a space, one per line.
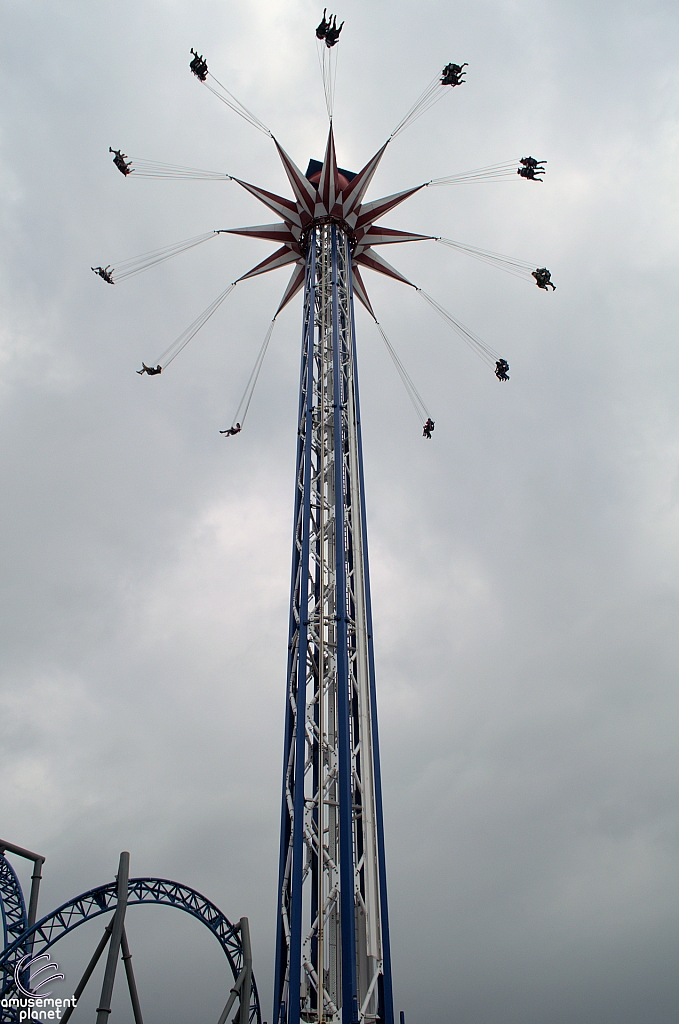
230, 125, 428, 314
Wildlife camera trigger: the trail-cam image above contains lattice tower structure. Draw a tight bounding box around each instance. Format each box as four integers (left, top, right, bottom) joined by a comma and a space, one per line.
274, 218, 393, 1024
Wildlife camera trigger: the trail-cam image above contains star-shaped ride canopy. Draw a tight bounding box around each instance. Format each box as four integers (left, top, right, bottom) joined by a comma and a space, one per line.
100, 54, 550, 390
228, 125, 431, 318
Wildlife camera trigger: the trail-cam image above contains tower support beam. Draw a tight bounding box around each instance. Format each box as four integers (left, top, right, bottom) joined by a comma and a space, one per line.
275, 223, 393, 1024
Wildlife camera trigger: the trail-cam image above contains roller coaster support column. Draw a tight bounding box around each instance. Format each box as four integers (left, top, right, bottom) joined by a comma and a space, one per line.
216, 917, 253, 1024
96, 851, 129, 1024
239, 917, 253, 1024
0, 840, 45, 932
61, 922, 114, 1024
121, 927, 144, 1024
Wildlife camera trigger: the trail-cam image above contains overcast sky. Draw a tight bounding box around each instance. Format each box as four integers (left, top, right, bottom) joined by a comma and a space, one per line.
1, 1, 679, 1022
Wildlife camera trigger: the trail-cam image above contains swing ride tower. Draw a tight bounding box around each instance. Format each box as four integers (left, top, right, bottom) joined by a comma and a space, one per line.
89, 21, 552, 1024
275, 217, 392, 1024
244, 124, 437, 1024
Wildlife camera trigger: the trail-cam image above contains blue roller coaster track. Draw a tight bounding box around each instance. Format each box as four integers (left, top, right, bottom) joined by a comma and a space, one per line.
0, 858, 28, 965
0, 862, 261, 1024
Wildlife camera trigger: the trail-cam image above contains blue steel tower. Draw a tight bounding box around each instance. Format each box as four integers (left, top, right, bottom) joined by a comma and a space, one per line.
259, 130, 427, 1024
275, 215, 392, 1024
221, 123, 429, 1024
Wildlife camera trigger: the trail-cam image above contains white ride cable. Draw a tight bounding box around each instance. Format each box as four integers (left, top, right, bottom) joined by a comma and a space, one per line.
390, 70, 453, 140
372, 318, 431, 425
153, 282, 237, 369
316, 39, 339, 121
435, 238, 538, 282
227, 317, 278, 431
428, 158, 545, 185
125, 158, 232, 180
417, 289, 502, 368
204, 73, 273, 137
108, 232, 221, 282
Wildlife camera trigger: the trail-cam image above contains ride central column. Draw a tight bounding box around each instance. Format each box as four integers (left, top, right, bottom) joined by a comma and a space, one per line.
274, 223, 394, 1024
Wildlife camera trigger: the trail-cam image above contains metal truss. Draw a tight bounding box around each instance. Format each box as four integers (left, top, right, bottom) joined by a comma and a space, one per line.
0, 857, 28, 962
0, 876, 261, 1024
274, 224, 393, 1024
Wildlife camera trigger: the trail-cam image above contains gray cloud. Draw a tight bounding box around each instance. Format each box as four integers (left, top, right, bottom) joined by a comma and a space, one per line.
1, 0, 679, 1021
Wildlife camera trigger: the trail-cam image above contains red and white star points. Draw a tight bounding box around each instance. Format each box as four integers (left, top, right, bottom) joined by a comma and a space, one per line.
227, 125, 433, 316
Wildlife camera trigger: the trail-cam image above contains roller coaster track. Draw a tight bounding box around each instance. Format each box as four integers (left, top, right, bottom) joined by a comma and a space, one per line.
0, 857, 28, 962
0, 874, 260, 1024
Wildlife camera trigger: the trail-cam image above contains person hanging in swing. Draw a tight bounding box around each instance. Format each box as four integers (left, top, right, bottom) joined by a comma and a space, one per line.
137, 362, 162, 375
441, 62, 467, 86
517, 156, 546, 181
423, 417, 435, 439
532, 267, 555, 291
189, 48, 208, 81
109, 148, 132, 176
495, 359, 510, 381
92, 265, 114, 284
220, 422, 242, 437
316, 9, 330, 38
520, 156, 546, 171
324, 15, 344, 47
